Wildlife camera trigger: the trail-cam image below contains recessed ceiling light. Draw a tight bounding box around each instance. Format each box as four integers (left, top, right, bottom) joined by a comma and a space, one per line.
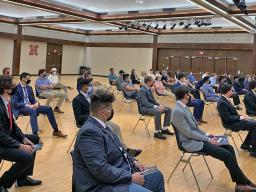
136, 0, 144, 4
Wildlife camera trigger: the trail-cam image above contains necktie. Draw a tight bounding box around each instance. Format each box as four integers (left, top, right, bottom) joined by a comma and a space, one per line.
7, 101, 13, 131
23, 87, 30, 104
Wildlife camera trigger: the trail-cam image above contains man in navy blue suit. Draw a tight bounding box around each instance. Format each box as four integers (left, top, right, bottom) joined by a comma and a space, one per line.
12, 72, 67, 137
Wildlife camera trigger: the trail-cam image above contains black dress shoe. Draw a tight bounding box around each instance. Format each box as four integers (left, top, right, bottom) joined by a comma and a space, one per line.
236, 106, 243, 110
154, 133, 166, 140
161, 129, 174, 135
240, 144, 251, 151
17, 177, 42, 187
250, 152, 256, 158
0, 187, 8, 192
127, 148, 142, 157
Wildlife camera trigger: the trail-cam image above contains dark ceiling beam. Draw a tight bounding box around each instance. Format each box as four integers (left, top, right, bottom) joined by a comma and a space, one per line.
19, 16, 84, 24
159, 28, 246, 34
0, 16, 18, 24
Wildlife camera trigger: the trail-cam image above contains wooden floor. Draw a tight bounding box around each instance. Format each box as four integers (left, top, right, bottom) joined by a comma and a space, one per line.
2, 76, 256, 192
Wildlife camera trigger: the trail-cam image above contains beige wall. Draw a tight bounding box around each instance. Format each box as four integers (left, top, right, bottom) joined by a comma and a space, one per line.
86, 47, 153, 76
20, 41, 47, 74
0, 38, 14, 73
62, 45, 86, 74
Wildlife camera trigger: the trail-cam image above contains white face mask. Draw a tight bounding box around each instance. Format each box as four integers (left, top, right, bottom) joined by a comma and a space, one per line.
52, 72, 57, 75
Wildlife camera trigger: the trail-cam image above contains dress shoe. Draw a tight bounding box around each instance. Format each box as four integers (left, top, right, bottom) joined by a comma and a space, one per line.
154, 133, 166, 140
54, 107, 64, 113
199, 119, 207, 123
65, 99, 71, 103
240, 144, 251, 152
161, 129, 174, 135
0, 186, 8, 192
127, 148, 142, 157
235, 184, 256, 192
250, 152, 256, 158
236, 106, 243, 110
53, 130, 68, 138
17, 177, 42, 187
197, 121, 201, 125
67, 86, 74, 90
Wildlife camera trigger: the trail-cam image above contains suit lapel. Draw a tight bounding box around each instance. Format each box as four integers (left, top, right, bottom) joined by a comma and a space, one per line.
0, 97, 9, 118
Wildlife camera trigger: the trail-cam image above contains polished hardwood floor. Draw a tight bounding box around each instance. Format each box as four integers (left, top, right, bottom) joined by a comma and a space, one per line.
2, 76, 255, 192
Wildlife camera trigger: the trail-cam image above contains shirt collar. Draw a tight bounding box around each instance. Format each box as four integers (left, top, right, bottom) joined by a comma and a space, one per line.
91, 116, 106, 128
223, 95, 231, 102
0, 95, 9, 106
20, 83, 26, 88
177, 100, 187, 108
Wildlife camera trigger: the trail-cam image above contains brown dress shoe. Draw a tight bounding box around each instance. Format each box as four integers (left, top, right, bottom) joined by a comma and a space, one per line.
54, 107, 64, 113
199, 119, 207, 123
53, 131, 67, 138
235, 184, 256, 192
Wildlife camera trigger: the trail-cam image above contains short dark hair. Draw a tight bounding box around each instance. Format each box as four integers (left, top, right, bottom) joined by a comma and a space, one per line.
119, 70, 124, 74
144, 75, 154, 84
175, 85, 190, 100
221, 83, 232, 94
0, 75, 14, 94
203, 76, 210, 83
90, 89, 115, 113
110, 68, 114, 71
79, 79, 91, 87
123, 74, 129, 79
234, 75, 239, 80
177, 73, 186, 80
249, 80, 256, 90
20, 72, 31, 81
38, 69, 46, 76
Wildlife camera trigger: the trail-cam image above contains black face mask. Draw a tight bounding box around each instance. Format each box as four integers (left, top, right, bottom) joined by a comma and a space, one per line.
107, 109, 114, 121
187, 94, 192, 103
26, 80, 31, 85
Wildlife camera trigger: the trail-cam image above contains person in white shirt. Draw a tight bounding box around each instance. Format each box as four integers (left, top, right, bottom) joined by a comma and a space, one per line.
48, 68, 73, 102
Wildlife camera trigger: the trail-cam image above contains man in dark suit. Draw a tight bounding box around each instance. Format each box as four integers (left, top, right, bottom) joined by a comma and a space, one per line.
217, 83, 256, 158
233, 75, 246, 95
173, 73, 206, 125
244, 80, 256, 116
0, 75, 42, 192
72, 89, 165, 192
12, 72, 67, 137
72, 79, 142, 157
138, 75, 173, 140
172, 86, 256, 191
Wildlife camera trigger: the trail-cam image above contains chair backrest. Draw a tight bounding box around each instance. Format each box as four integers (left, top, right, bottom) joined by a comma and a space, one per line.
135, 98, 144, 115
35, 86, 40, 98
171, 123, 186, 152
154, 85, 165, 96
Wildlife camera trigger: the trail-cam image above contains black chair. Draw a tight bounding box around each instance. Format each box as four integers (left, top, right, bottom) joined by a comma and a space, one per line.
132, 99, 154, 137
167, 123, 213, 192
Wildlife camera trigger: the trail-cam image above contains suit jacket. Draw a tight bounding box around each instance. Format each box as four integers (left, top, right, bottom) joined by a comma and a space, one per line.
72, 116, 134, 192
138, 85, 159, 112
171, 102, 208, 152
233, 81, 244, 93
72, 93, 90, 128
76, 77, 83, 92
244, 90, 256, 116
217, 96, 241, 129
201, 83, 218, 100
172, 82, 182, 93
12, 84, 37, 118
0, 97, 25, 149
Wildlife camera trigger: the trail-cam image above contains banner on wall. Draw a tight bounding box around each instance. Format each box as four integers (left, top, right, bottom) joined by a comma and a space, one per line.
29, 44, 39, 56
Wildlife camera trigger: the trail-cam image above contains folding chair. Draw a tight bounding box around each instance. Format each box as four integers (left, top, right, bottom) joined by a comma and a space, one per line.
118, 90, 136, 112
66, 128, 79, 154
16, 113, 30, 133
167, 124, 213, 192
35, 87, 55, 107
199, 90, 216, 116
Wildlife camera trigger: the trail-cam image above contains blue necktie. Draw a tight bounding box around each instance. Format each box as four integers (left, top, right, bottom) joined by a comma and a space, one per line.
23, 87, 30, 104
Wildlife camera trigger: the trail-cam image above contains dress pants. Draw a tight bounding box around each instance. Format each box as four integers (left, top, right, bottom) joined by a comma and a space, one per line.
231, 93, 241, 106
0, 134, 39, 188
190, 89, 201, 99
231, 119, 256, 152
142, 107, 172, 131
199, 142, 250, 185
39, 90, 66, 108
53, 83, 68, 99
129, 92, 138, 99
19, 105, 58, 134
187, 99, 205, 121
129, 170, 165, 192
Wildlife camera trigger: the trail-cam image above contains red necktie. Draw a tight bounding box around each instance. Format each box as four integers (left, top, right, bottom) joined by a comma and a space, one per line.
7, 101, 13, 131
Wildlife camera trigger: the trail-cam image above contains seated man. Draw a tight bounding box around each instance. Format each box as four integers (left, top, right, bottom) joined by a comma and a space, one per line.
187, 72, 197, 85
2, 67, 10, 76
116, 70, 125, 91
13, 72, 67, 137
217, 84, 256, 158
35, 69, 66, 113
0, 75, 42, 191
233, 75, 246, 95
121, 74, 138, 99
201, 76, 221, 102
72, 89, 165, 192
48, 68, 73, 102
108, 67, 118, 85
138, 75, 173, 140
161, 70, 173, 88
72, 79, 141, 157
243, 75, 251, 91
173, 73, 206, 125
172, 85, 256, 191
244, 80, 256, 117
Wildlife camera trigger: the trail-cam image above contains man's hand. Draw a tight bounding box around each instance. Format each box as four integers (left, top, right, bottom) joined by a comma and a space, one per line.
23, 138, 34, 147
19, 144, 34, 153
158, 105, 165, 112
33, 102, 39, 109
209, 138, 220, 146
132, 172, 145, 186
134, 161, 146, 172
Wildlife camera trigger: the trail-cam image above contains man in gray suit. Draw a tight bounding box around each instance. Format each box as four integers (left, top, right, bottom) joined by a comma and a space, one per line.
72, 89, 165, 192
171, 85, 256, 191
138, 75, 173, 140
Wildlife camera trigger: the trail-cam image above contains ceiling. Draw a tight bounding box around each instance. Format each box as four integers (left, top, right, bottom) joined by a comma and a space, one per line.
0, 0, 256, 35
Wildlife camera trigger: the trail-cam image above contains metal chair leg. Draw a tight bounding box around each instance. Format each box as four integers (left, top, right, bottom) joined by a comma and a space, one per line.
182, 154, 193, 172
188, 161, 201, 192
132, 116, 141, 134
145, 118, 151, 137
231, 134, 241, 155
67, 131, 78, 154
167, 154, 184, 182
0, 160, 4, 171
238, 132, 244, 143
25, 120, 30, 133
203, 156, 213, 179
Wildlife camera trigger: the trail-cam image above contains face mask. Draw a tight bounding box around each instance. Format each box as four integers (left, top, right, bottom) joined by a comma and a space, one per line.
26, 80, 31, 85
107, 109, 114, 121
187, 94, 192, 103
52, 72, 57, 75
42, 74, 47, 78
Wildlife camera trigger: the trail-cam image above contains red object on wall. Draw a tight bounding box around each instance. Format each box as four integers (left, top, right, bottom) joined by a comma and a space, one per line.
29, 44, 39, 56
199, 50, 204, 55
